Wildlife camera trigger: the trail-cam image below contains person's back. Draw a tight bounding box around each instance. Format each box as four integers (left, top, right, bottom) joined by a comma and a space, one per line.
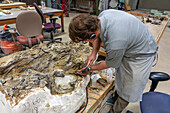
98, 9, 158, 57
98, 9, 158, 103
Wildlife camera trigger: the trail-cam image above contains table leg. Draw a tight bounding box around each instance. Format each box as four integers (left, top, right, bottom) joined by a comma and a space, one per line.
61, 12, 64, 32
93, 0, 95, 14
68, 0, 70, 11
88, 0, 91, 14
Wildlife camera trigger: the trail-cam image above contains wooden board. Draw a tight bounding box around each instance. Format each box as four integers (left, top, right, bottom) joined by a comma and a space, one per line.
0, 2, 26, 9
129, 12, 169, 44
78, 81, 115, 113
90, 12, 169, 57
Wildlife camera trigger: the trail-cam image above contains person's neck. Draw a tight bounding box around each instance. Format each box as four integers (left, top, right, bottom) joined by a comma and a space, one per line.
96, 21, 100, 36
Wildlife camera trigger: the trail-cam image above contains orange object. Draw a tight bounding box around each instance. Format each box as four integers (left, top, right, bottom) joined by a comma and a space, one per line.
0, 40, 22, 54
3, 24, 8, 31
125, 5, 131, 11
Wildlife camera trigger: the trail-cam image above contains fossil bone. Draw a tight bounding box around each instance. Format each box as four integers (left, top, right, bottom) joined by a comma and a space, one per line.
0, 41, 92, 113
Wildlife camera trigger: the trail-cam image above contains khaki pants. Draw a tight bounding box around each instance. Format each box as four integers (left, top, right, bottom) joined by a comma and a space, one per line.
110, 92, 129, 113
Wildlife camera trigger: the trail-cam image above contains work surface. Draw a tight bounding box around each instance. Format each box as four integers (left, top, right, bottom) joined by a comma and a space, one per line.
0, 7, 64, 32
129, 12, 169, 44
0, 7, 62, 20
80, 81, 115, 113
0, 2, 26, 9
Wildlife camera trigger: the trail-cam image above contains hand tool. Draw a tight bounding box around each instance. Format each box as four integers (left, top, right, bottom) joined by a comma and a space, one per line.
75, 67, 92, 74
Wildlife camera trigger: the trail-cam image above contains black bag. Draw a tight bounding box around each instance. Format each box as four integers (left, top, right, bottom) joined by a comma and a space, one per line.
0, 26, 20, 42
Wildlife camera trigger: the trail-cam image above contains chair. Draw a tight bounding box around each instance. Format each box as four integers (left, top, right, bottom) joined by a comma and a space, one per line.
9, 11, 43, 48
14, 11, 43, 47
33, 2, 61, 43
140, 72, 170, 113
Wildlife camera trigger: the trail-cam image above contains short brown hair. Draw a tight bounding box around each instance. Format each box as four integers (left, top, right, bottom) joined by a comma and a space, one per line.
69, 14, 99, 43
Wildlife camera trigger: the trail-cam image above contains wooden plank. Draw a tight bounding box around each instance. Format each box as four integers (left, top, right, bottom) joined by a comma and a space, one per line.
128, 12, 148, 16
98, 48, 106, 57
0, 2, 26, 9
0, 18, 16, 26
78, 81, 115, 113
128, 12, 169, 44
156, 21, 168, 43
70, 8, 93, 13
94, 89, 115, 113
145, 20, 168, 44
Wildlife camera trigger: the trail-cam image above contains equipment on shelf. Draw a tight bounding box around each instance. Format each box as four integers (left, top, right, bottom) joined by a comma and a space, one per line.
57, 0, 69, 17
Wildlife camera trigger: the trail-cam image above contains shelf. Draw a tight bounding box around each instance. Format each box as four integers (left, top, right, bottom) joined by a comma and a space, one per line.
70, 8, 93, 13
68, 0, 95, 14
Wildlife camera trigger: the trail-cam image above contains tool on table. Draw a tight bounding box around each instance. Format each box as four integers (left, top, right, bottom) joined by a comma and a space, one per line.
91, 74, 106, 88
2, 0, 13, 4
82, 67, 92, 73
98, 78, 108, 86
75, 61, 91, 74
75, 67, 92, 74
97, 80, 105, 87
19, 6, 27, 10
0, 9, 11, 14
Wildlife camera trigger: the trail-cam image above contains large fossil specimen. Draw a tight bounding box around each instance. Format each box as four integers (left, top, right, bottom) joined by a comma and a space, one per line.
0, 41, 92, 113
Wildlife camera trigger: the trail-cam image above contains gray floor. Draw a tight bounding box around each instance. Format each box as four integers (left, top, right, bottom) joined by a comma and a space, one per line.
54, 12, 170, 113
1, 12, 169, 113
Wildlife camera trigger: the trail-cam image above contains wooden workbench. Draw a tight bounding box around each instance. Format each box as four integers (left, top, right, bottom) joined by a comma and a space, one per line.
78, 80, 115, 113
129, 12, 169, 44
90, 12, 169, 57
0, 7, 64, 32
0, 2, 26, 9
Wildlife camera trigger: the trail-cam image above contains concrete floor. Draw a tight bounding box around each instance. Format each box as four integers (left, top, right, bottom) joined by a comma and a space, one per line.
54, 12, 170, 113
0, 11, 169, 113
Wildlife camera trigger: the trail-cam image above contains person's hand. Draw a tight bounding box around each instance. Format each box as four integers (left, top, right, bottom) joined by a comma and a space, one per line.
75, 67, 92, 76
76, 67, 90, 76
86, 54, 96, 67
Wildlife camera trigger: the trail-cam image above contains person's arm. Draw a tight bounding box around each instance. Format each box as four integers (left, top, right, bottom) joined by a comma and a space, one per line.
77, 48, 126, 76
91, 61, 110, 71
76, 61, 110, 76
91, 38, 101, 57
86, 38, 101, 66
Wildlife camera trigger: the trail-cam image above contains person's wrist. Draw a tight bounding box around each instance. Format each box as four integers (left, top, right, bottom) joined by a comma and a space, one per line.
91, 52, 97, 56
88, 67, 92, 72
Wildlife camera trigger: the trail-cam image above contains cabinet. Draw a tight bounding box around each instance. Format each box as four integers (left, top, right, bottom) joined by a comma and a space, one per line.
68, 0, 95, 14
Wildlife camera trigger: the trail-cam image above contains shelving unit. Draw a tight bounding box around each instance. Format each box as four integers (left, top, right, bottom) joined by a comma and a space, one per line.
68, 0, 95, 14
